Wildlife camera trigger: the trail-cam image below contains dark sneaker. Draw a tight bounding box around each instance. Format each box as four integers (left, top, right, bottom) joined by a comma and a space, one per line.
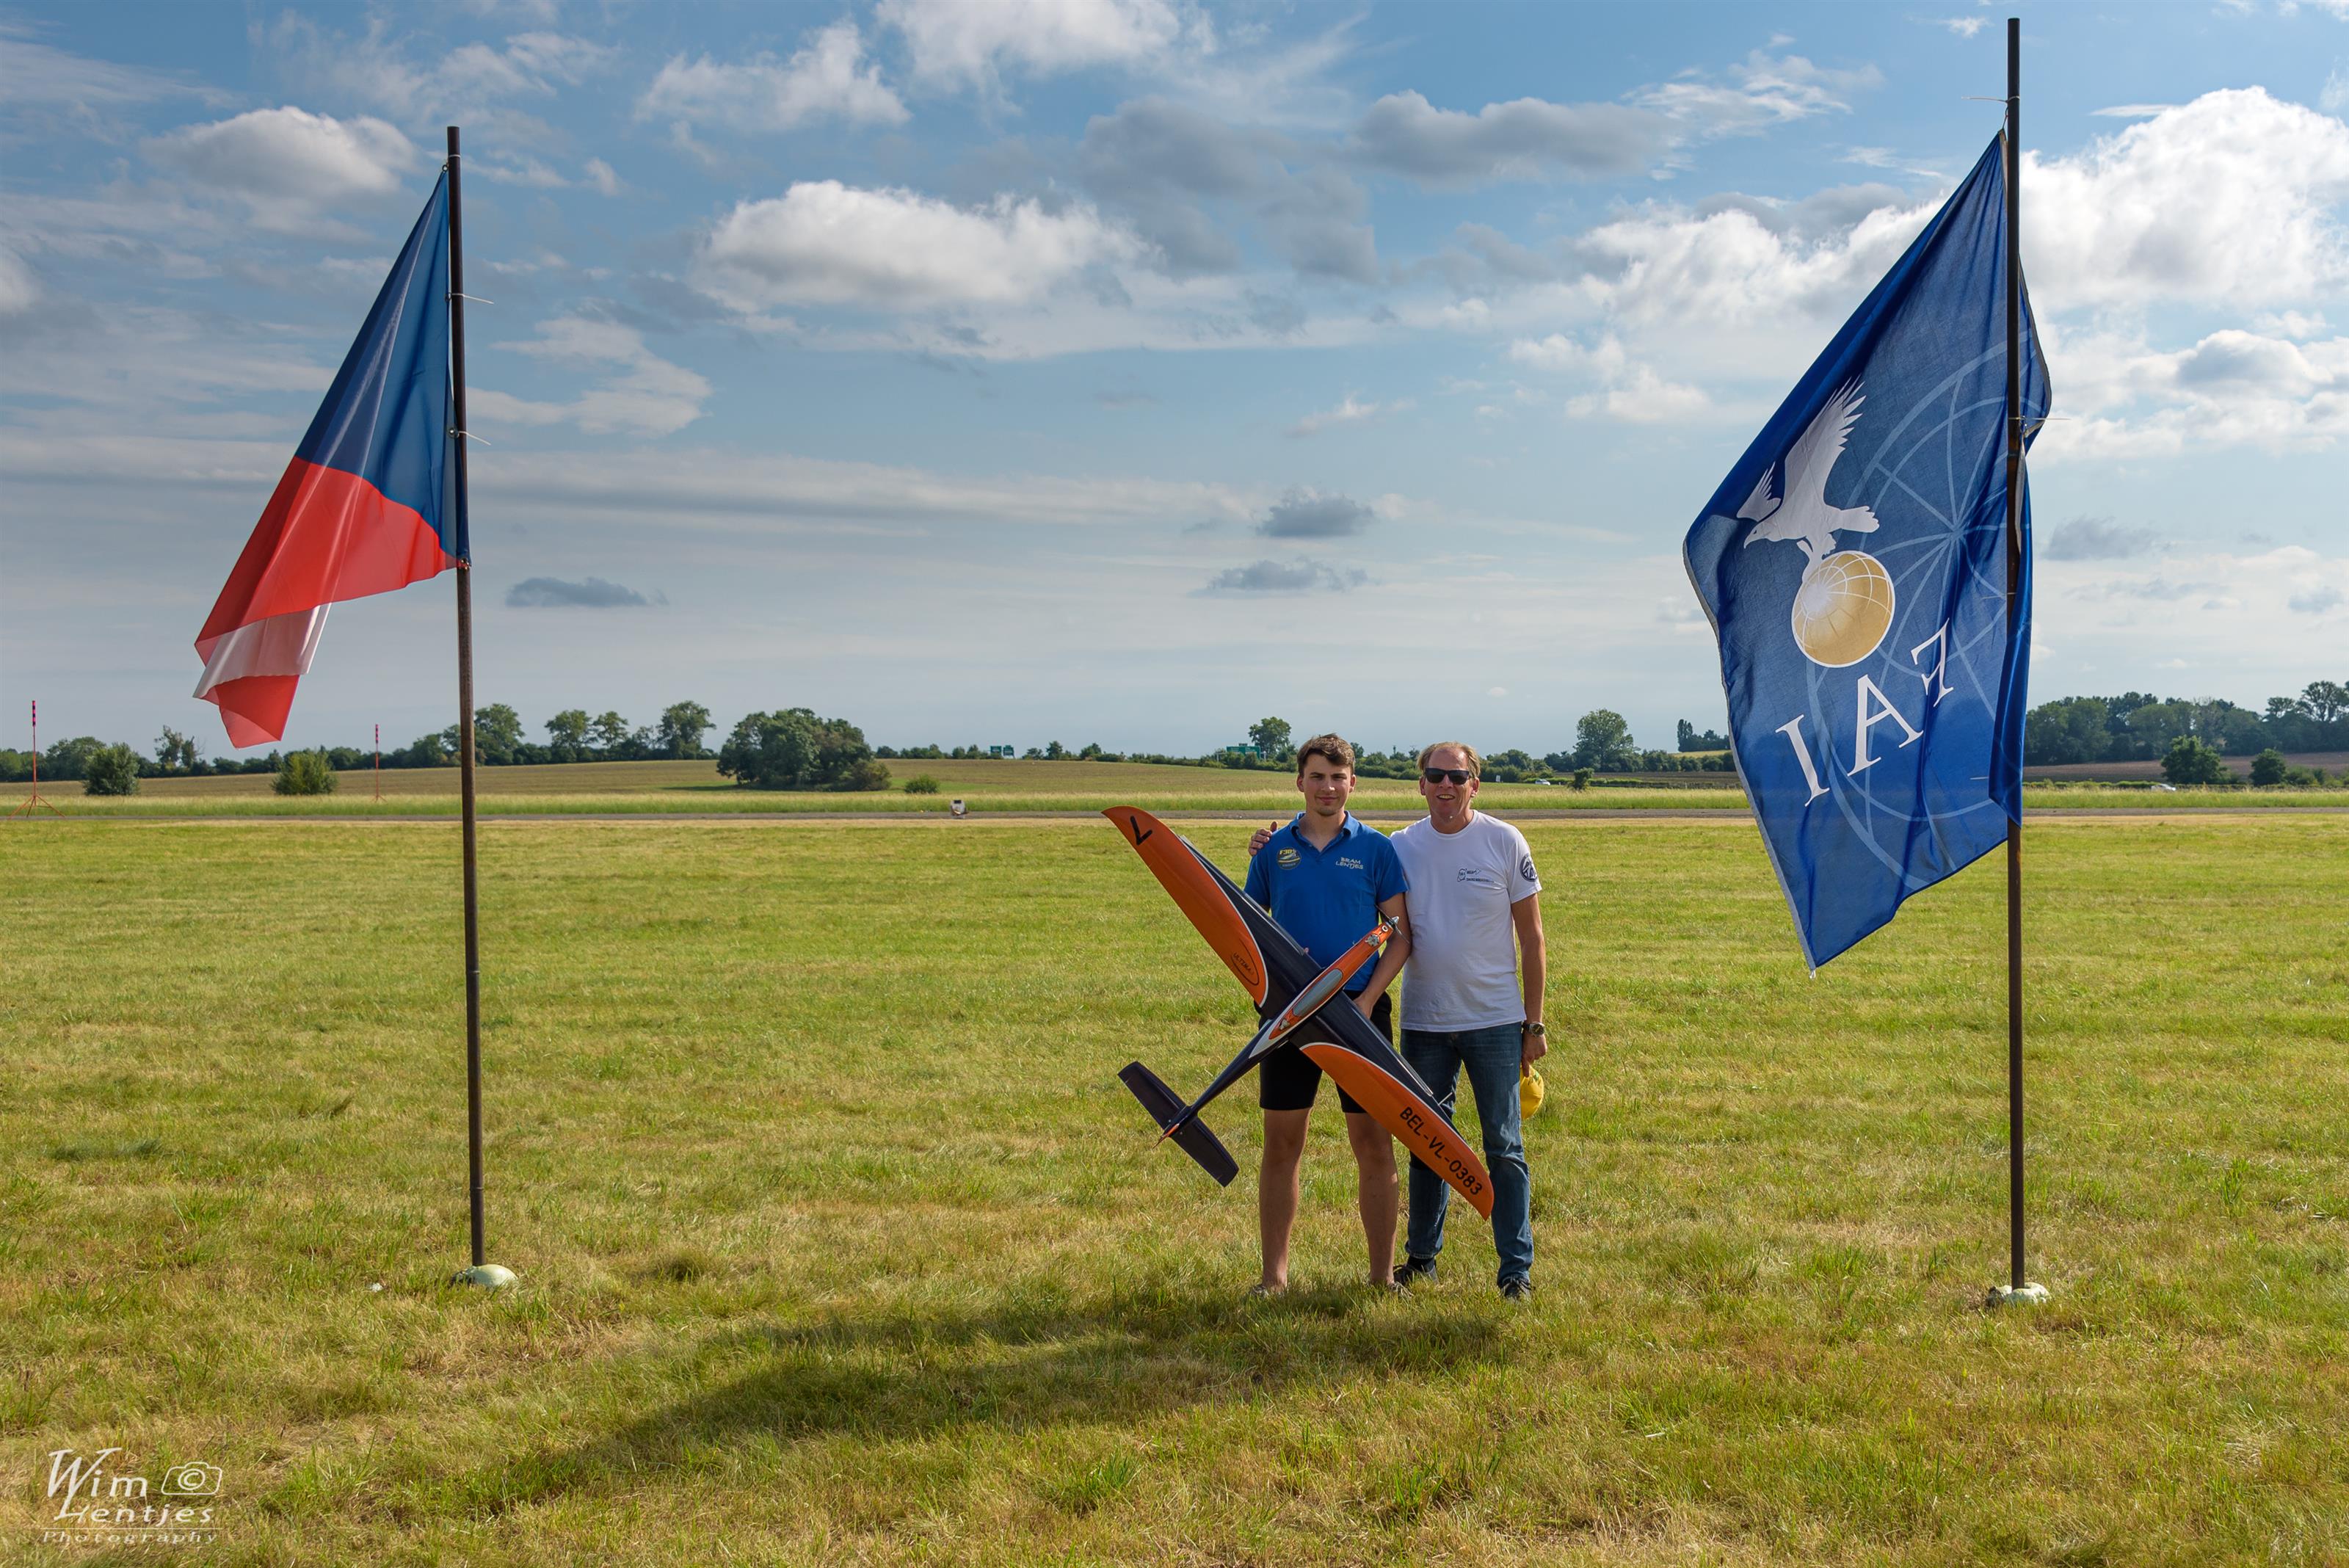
1498, 1276, 1533, 1302
1393, 1255, 1439, 1288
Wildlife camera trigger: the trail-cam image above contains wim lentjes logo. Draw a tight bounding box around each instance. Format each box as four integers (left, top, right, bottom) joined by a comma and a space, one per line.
37, 1448, 222, 1547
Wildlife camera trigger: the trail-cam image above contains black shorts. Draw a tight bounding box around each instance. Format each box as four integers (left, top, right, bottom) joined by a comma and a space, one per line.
1259, 992, 1392, 1114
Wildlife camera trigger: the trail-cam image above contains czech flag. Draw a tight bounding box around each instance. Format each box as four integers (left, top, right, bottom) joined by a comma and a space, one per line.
193, 173, 464, 747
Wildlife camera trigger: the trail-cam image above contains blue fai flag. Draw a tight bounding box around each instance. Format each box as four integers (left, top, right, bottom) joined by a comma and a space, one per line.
1684, 137, 2051, 969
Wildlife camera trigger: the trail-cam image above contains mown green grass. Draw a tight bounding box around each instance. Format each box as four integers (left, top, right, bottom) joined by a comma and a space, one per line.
3, 816, 2345, 1564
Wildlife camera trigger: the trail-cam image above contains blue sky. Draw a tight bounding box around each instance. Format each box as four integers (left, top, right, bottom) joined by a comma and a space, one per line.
3, 0, 2345, 759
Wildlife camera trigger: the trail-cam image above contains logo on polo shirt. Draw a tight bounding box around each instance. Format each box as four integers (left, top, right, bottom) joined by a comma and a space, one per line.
1276, 846, 1301, 867
1518, 854, 1536, 883
1337, 856, 1364, 870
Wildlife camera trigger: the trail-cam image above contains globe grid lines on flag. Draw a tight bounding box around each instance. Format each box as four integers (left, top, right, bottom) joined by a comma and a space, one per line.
1799, 352, 2026, 888
1790, 550, 1898, 669
1789, 361, 2023, 892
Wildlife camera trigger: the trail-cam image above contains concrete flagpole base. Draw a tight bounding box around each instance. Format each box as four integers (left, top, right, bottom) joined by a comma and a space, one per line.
1986, 1281, 2048, 1307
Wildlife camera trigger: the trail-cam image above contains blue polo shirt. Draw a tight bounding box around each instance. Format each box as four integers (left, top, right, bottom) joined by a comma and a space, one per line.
1244, 813, 1409, 992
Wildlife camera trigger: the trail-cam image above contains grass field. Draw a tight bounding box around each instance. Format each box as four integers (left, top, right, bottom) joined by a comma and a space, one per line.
21, 755, 2349, 817
4, 816, 2346, 1564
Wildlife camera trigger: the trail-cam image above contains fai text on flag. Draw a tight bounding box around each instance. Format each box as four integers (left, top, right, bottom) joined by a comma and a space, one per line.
192, 173, 465, 747
1682, 137, 2052, 968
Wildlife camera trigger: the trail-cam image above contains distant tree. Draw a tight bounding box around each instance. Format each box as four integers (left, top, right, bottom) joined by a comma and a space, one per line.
0, 749, 32, 783
1570, 767, 1594, 791
718, 708, 881, 790
656, 701, 714, 760
153, 727, 198, 774
1045, 740, 1068, 760
1080, 742, 1104, 759
1247, 716, 1294, 765
2202, 702, 2269, 755
2160, 735, 2229, 787
81, 744, 140, 795
588, 711, 633, 758
324, 747, 366, 772
2303, 680, 2346, 725
1677, 719, 1729, 752
1572, 709, 1638, 772
904, 774, 940, 794
2249, 748, 2290, 787
545, 709, 592, 763
2127, 701, 2195, 757
443, 703, 524, 765
272, 750, 338, 796
394, 731, 452, 768
41, 735, 106, 782
2025, 696, 2112, 766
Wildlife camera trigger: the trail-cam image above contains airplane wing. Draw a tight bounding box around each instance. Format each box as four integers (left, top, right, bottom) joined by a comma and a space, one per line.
1106, 804, 1492, 1221
1292, 1002, 1497, 1220
1103, 806, 1316, 1009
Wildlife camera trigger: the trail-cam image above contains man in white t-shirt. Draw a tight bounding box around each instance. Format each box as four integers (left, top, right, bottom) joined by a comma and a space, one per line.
1388, 741, 1544, 1297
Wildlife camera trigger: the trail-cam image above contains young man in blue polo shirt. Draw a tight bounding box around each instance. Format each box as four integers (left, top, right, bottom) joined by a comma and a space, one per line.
1242, 733, 1411, 1293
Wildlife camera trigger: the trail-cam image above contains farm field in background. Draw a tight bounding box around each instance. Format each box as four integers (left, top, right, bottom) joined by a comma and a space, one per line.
2025, 750, 2349, 783
25, 755, 2349, 816
4, 816, 2345, 1564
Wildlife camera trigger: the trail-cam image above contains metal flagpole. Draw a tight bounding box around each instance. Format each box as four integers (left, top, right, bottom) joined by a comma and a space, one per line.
1994, 17, 2045, 1308
447, 125, 510, 1291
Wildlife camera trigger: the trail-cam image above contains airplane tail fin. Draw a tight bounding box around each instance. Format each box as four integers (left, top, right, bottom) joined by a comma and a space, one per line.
1119, 1061, 1238, 1187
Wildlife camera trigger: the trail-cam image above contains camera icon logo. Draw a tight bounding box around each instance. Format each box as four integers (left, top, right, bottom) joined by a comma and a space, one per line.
162, 1462, 224, 1497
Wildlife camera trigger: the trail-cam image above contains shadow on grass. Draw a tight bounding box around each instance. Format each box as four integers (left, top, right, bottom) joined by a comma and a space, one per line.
455, 1281, 1505, 1517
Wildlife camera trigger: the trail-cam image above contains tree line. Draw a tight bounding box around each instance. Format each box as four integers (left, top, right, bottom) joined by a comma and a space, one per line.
10, 678, 2341, 796
2023, 681, 2346, 766
870, 710, 1738, 783
2, 702, 719, 788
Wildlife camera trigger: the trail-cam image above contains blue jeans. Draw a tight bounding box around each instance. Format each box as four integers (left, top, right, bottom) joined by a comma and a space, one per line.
1401, 1024, 1533, 1284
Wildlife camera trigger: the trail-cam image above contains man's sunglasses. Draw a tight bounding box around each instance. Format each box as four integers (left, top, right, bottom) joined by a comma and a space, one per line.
1422, 767, 1477, 785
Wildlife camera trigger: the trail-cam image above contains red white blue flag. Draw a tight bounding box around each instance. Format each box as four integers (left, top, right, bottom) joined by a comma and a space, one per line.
194, 173, 464, 747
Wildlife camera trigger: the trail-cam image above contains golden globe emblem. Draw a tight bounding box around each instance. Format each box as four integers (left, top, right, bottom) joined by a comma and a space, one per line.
1789, 549, 1895, 667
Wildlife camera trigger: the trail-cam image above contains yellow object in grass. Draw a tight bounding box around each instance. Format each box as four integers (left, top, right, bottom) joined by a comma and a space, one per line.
1520, 1062, 1545, 1119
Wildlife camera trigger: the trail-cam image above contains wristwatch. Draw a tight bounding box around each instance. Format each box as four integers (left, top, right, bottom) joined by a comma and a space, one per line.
1523, 1022, 1546, 1036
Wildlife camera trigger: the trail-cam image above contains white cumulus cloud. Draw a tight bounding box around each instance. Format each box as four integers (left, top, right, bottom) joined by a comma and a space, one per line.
474, 316, 711, 438
1508, 333, 1712, 423
695, 182, 1140, 312
2025, 88, 2349, 309
142, 107, 416, 233
877, 0, 1191, 87
639, 21, 907, 133
2036, 326, 2349, 458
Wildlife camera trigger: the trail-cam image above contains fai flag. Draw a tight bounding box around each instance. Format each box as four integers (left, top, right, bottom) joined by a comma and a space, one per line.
194, 173, 464, 747
1683, 137, 2050, 968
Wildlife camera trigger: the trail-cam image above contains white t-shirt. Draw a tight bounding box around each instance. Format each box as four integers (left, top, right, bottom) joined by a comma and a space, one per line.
1391, 811, 1542, 1031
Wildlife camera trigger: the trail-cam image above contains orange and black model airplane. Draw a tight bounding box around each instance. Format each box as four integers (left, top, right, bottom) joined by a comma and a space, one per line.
1105, 806, 1495, 1221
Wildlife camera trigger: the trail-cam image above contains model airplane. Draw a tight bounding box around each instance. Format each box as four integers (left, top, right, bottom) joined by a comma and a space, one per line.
1105, 805, 1495, 1220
